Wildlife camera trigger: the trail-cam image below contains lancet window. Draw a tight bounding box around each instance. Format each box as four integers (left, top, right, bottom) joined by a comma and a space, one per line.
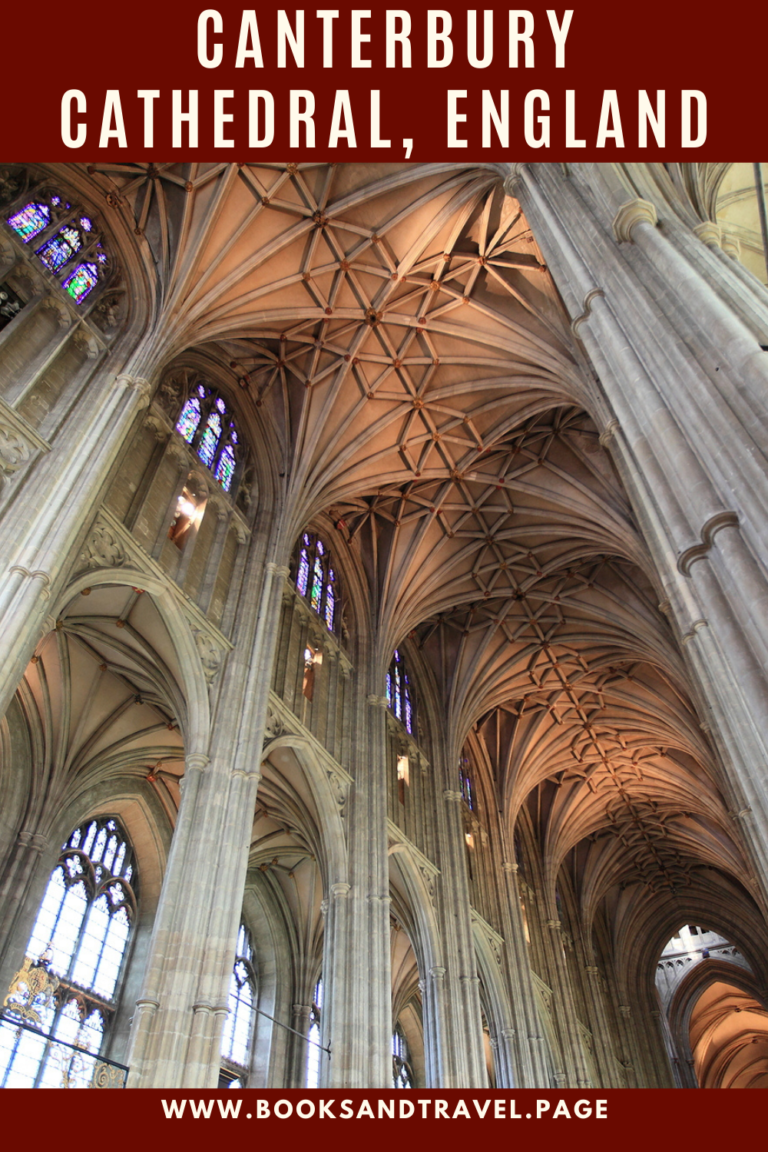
305, 977, 323, 1089
392, 1025, 413, 1088
175, 384, 241, 493
6, 193, 108, 305
459, 759, 475, 810
386, 649, 414, 735
0, 817, 136, 1088
294, 532, 339, 631
220, 923, 257, 1085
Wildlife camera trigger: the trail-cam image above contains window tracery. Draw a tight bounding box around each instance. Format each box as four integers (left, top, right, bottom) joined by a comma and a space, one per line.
294, 532, 338, 631
220, 923, 257, 1080
5, 192, 109, 305
0, 817, 136, 1088
386, 649, 414, 735
175, 384, 240, 494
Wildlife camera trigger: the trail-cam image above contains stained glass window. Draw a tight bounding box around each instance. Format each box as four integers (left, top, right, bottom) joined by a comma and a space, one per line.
6, 196, 109, 306
294, 532, 339, 632
386, 649, 415, 736
0, 817, 136, 1089
392, 1025, 413, 1088
198, 411, 222, 468
306, 977, 323, 1089
220, 924, 257, 1077
177, 397, 202, 442
174, 384, 241, 493
36, 224, 82, 272
7, 202, 50, 242
63, 262, 98, 304
459, 760, 474, 810
215, 444, 236, 492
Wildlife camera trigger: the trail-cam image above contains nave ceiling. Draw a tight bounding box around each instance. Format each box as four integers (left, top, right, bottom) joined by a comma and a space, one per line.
22, 159, 762, 964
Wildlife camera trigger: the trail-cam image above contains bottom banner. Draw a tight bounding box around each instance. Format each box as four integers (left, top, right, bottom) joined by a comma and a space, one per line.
0, 1088, 748, 1148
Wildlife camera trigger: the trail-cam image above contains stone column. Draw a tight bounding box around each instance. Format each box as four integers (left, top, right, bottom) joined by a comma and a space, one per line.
125, 561, 290, 1088
0, 371, 152, 722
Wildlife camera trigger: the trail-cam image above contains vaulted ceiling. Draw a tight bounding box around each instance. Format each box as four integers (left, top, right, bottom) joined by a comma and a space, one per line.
56, 161, 758, 956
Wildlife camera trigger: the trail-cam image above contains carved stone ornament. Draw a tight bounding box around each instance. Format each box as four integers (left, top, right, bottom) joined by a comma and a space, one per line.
157, 373, 187, 417
81, 522, 126, 569
0, 424, 32, 476
193, 629, 224, 684
263, 706, 284, 740
327, 769, 348, 816
0, 168, 22, 206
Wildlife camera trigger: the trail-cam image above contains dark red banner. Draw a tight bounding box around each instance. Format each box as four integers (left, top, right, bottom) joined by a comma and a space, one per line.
2, 0, 761, 160
0, 1088, 751, 1146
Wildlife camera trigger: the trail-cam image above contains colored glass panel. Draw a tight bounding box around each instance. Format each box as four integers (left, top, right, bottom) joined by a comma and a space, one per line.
198, 412, 222, 467
37, 224, 82, 272
324, 584, 335, 630
215, 443, 236, 492
63, 262, 98, 304
297, 549, 310, 596
310, 557, 323, 611
80, 216, 93, 231
177, 398, 201, 442
8, 202, 51, 242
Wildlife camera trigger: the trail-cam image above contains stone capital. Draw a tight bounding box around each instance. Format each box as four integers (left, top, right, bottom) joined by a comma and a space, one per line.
330, 882, 351, 899
612, 198, 658, 244
184, 753, 210, 773
693, 220, 722, 248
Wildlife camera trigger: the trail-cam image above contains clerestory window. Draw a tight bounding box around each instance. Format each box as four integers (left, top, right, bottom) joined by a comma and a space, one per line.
386, 649, 415, 736
175, 384, 240, 493
294, 532, 339, 632
0, 817, 136, 1088
6, 193, 109, 305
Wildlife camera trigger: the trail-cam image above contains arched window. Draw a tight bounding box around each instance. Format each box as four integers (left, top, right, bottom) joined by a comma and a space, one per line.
219, 923, 257, 1087
175, 384, 240, 494
6, 193, 108, 305
386, 649, 415, 735
459, 758, 474, 810
294, 532, 339, 631
305, 977, 323, 1088
392, 1024, 413, 1088
0, 817, 136, 1088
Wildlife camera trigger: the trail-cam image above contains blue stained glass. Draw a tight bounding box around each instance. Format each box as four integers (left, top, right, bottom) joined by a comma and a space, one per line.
37, 225, 82, 272
63, 262, 98, 304
97, 252, 108, 264
386, 672, 392, 705
230, 430, 238, 444
297, 549, 310, 596
198, 412, 222, 467
317, 540, 325, 556
176, 398, 201, 442
325, 584, 335, 630
51, 196, 61, 206
197, 384, 207, 398
215, 443, 236, 492
8, 202, 51, 242
310, 557, 323, 611
80, 216, 93, 231
215, 397, 226, 413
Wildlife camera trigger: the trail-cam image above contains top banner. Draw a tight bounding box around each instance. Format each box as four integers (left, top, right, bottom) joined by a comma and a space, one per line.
4, 0, 762, 160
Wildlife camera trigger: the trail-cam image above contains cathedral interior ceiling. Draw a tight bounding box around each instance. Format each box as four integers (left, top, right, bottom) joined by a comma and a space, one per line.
34, 161, 757, 948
